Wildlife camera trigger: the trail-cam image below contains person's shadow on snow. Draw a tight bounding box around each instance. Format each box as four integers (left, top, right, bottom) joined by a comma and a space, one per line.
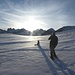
38, 44, 75, 75
37, 44, 59, 75
54, 58, 75, 75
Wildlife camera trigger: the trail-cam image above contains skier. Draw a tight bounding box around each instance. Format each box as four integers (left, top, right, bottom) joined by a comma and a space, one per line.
48, 32, 58, 60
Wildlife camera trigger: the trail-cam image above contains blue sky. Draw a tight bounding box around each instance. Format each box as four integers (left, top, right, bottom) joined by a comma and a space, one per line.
0, 0, 75, 31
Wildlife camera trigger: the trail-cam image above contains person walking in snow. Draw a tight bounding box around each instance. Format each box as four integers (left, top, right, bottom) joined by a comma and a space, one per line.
48, 32, 58, 60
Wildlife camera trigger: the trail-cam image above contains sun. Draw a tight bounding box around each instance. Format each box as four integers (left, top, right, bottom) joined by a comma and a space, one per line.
14, 15, 47, 32
15, 15, 46, 31
23, 16, 43, 31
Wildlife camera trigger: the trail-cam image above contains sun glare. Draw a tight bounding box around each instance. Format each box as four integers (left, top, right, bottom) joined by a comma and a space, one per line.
16, 15, 46, 31
23, 16, 43, 31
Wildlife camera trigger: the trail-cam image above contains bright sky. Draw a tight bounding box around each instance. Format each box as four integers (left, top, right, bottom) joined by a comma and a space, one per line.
0, 0, 75, 31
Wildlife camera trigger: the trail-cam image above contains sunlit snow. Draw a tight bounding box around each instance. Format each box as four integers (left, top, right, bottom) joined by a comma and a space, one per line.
0, 30, 75, 75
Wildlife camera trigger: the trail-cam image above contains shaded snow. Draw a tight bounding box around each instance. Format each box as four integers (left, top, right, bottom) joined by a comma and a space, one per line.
0, 31, 75, 75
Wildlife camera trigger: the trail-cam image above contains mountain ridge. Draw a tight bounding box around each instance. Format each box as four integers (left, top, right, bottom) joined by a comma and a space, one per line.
0, 26, 75, 36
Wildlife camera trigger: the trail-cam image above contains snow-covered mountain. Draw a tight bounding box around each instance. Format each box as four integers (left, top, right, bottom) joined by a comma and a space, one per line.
56, 26, 75, 32
0, 30, 75, 75
0, 28, 31, 35
0, 29, 7, 33
1, 26, 75, 36
32, 29, 46, 36
42, 28, 55, 35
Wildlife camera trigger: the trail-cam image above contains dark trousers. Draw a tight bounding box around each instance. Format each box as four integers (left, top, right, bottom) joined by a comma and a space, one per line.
50, 46, 57, 59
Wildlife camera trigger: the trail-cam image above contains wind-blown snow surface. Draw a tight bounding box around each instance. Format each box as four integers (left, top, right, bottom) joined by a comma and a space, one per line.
0, 31, 75, 75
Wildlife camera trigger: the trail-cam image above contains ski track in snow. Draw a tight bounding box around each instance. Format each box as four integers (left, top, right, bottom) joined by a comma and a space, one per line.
0, 31, 75, 75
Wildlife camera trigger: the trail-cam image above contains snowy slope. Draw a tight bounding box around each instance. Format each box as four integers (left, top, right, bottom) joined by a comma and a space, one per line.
0, 30, 75, 75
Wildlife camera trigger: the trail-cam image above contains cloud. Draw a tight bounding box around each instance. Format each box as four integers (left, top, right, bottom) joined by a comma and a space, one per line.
0, 0, 75, 30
